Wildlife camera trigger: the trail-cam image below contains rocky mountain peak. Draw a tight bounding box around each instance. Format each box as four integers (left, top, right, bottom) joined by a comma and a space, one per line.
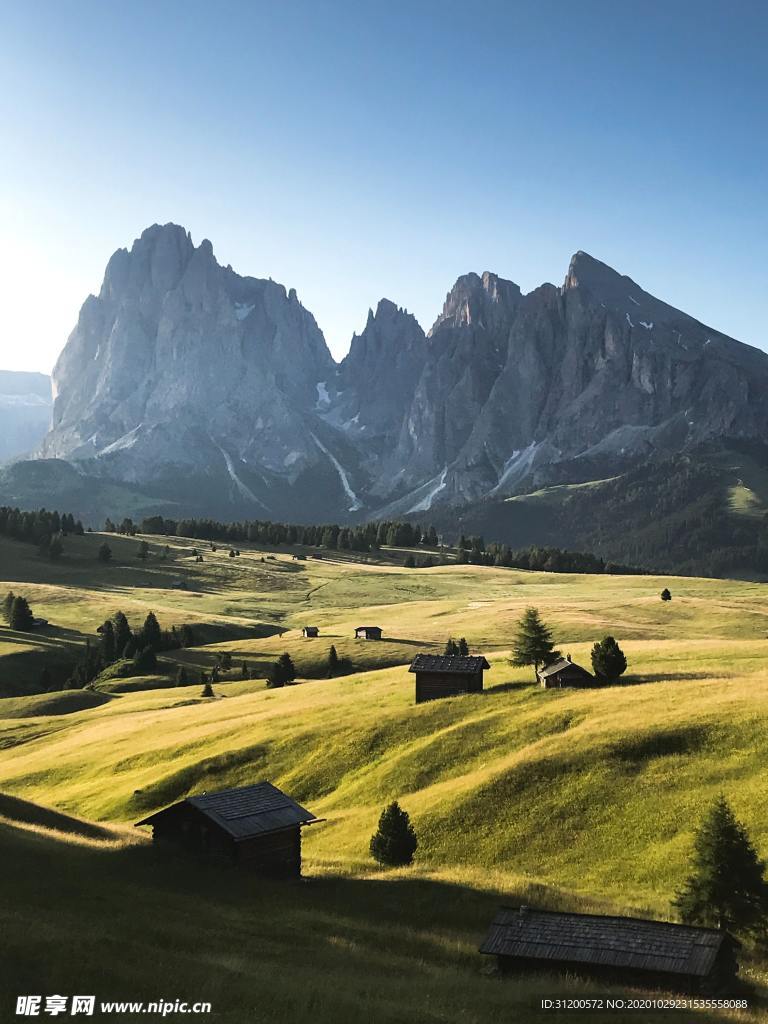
429, 270, 522, 335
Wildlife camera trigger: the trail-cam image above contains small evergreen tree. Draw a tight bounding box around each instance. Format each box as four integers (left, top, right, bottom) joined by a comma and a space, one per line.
100, 620, 117, 665
327, 644, 340, 678
370, 801, 418, 867
444, 638, 459, 656
140, 611, 162, 651
201, 677, 214, 698
113, 611, 132, 654
176, 665, 188, 687
661, 588, 672, 601
220, 652, 233, 671
137, 540, 150, 560
278, 652, 296, 684
2, 591, 15, 624
98, 542, 112, 563
240, 660, 249, 679
590, 636, 628, 684
510, 607, 559, 681
673, 795, 768, 934
10, 596, 35, 632
122, 639, 137, 660
458, 637, 469, 656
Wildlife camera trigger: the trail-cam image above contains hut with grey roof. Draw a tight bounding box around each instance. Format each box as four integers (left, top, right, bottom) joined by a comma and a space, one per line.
135, 781, 320, 877
479, 906, 738, 992
537, 655, 594, 688
409, 653, 490, 703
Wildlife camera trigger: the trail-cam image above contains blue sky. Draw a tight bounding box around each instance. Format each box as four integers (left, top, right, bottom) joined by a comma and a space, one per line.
1, 0, 766, 372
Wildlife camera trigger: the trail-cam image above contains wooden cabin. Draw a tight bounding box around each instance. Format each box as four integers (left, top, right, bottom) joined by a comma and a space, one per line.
537, 655, 593, 688
354, 625, 382, 640
134, 782, 320, 877
302, 626, 319, 638
409, 653, 490, 703
480, 907, 738, 993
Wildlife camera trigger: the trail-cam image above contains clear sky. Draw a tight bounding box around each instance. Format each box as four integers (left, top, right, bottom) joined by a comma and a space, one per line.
1, 0, 766, 373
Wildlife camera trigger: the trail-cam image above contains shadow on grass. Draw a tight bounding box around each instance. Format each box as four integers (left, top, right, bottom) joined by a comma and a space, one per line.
0, 792, 115, 840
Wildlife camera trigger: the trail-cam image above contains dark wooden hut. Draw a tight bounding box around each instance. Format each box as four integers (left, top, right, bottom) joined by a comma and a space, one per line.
135, 782, 320, 877
409, 653, 490, 703
537, 655, 594, 688
302, 626, 319, 637
354, 625, 382, 640
479, 907, 738, 993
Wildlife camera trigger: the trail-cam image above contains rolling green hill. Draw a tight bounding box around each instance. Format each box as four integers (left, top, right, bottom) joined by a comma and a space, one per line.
2, 530, 768, 1018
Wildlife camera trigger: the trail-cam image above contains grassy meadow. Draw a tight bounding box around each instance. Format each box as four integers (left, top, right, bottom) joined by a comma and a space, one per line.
2, 529, 768, 1020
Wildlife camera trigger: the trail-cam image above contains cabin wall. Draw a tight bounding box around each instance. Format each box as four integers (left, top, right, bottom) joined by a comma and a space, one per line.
236, 827, 302, 877
415, 670, 483, 703
541, 668, 592, 689
151, 805, 235, 863
496, 956, 702, 993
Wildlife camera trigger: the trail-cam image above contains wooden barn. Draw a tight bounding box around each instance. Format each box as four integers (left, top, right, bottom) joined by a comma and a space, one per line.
135, 782, 320, 877
409, 653, 490, 703
537, 655, 594, 688
354, 625, 382, 640
302, 626, 319, 637
479, 907, 738, 993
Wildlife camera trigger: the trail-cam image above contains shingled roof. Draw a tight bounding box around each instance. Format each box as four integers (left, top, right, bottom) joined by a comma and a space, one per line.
135, 782, 319, 840
479, 907, 727, 978
409, 654, 490, 674
538, 657, 591, 679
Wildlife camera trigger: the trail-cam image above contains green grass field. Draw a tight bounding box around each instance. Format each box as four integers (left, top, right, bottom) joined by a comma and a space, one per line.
2, 531, 768, 1021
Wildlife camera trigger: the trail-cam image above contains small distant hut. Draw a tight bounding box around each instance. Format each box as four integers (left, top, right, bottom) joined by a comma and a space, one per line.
537, 655, 593, 688
302, 626, 319, 638
134, 781, 320, 877
354, 625, 382, 640
409, 654, 490, 703
479, 906, 738, 993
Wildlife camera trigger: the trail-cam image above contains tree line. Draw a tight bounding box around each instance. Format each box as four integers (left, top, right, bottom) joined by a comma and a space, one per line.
104, 514, 441, 553
0, 506, 84, 561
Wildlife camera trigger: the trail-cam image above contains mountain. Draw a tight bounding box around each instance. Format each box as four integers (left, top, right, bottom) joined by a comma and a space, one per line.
0, 371, 52, 463
10, 223, 768, 570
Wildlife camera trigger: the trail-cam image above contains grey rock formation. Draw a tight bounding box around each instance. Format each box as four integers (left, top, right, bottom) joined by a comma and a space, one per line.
35, 226, 768, 521
0, 371, 52, 463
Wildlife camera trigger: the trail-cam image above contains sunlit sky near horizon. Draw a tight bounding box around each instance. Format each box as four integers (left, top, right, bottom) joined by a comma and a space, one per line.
1, 0, 766, 374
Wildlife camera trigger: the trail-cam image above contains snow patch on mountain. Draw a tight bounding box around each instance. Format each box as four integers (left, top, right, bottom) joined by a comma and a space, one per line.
310, 432, 362, 511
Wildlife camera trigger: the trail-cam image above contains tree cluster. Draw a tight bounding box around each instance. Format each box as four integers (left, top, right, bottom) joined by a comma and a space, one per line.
0, 506, 83, 559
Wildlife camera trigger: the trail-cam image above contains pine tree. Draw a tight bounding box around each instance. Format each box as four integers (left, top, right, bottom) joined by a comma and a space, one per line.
370, 801, 418, 867
278, 652, 296, 684
673, 795, 768, 934
201, 677, 214, 698
140, 611, 162, 651
240, 661, 249, 679
220, 652, 233, 671
458, 637, 469, 656
327, 644, 340, 678
2, 591, 15, 624
510, 607, 559, 681
100, 620, 117, 665
98, 542, 112, 563
444, 638, 459, 656
175, 665, 188, 686
137, 540, 150, 560
10, 596, 35, 632
661, 588, 672, 601
113, 611, 132, 654
590, 636, 628, 684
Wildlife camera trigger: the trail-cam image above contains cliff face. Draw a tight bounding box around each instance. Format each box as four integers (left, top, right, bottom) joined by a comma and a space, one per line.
37, 226, 768, 520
